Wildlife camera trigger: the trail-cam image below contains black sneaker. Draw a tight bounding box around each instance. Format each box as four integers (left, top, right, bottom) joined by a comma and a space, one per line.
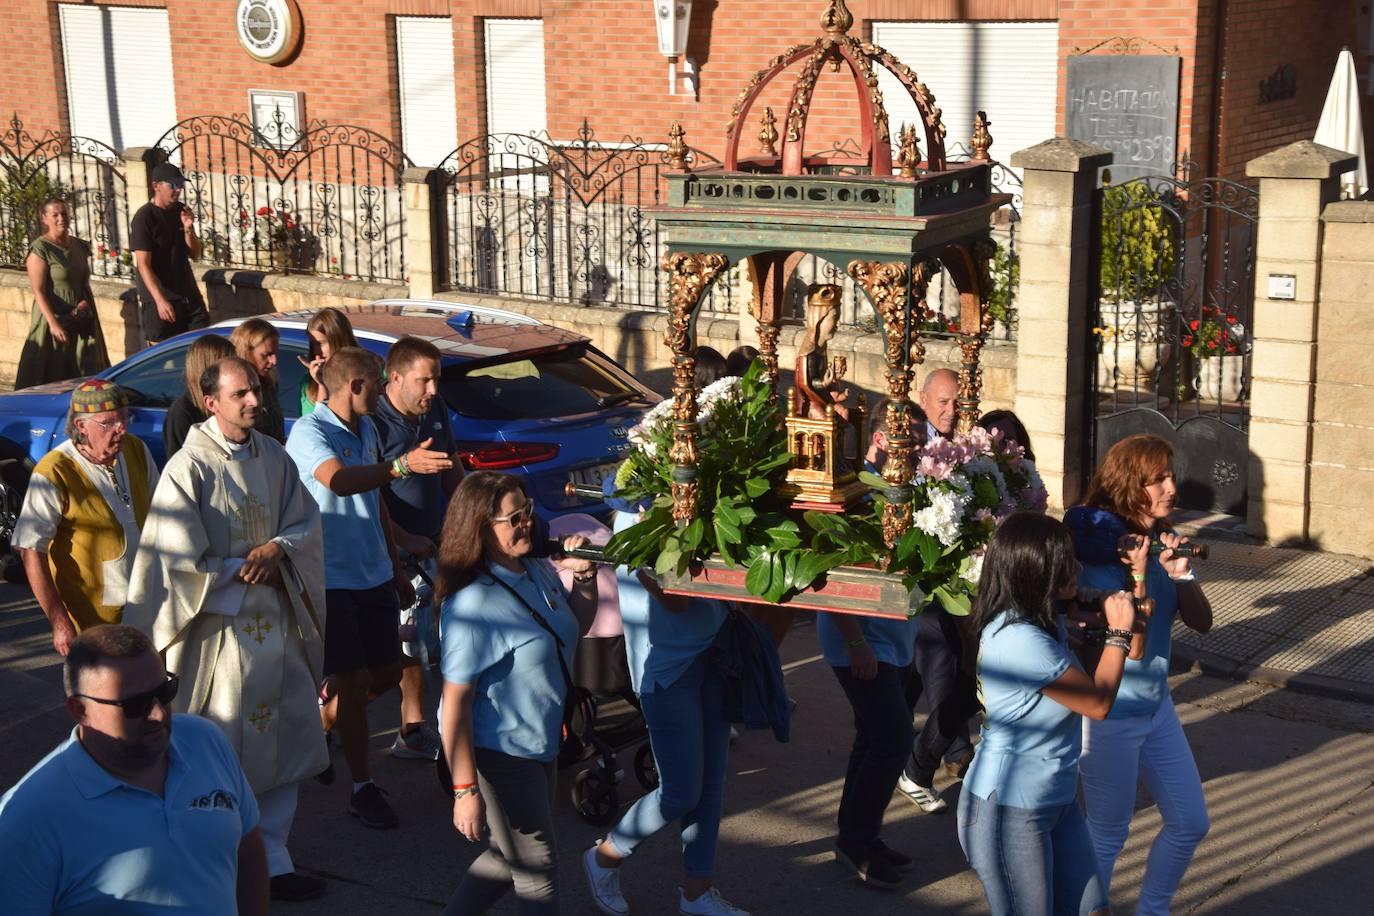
270, 872, 327, 901
870, 839, 915, 873
347, 783, 399, 829
833, 839, 902, 889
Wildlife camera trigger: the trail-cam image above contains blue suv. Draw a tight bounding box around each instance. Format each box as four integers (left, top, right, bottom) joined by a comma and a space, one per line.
0, 300, 657, 544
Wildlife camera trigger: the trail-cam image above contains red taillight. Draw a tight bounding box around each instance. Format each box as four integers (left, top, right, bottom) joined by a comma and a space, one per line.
460, 442, 560, 470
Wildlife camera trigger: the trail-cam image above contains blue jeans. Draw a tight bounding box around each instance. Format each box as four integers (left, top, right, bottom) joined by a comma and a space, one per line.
832, 662, 915, 847
958, 789, 1107, 916
606, 652, 730, 878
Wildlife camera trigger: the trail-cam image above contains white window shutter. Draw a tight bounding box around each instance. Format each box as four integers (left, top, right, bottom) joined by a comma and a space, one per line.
872, 22, 1058, 169
396, 16, 459, 166
59, 4, 176, 151
484, 19, 547, 137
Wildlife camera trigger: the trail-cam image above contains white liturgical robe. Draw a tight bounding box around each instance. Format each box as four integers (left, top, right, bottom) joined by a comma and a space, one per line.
126, 419, 327, 794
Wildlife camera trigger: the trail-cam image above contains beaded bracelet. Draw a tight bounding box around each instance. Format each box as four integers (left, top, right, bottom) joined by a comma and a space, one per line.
572, 570, 597, 584
1104, 627, 1134, 641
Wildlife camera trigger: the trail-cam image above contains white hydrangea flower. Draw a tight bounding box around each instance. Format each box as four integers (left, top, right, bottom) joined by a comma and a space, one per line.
913, 487, 966, 547
961, 552, 985, 585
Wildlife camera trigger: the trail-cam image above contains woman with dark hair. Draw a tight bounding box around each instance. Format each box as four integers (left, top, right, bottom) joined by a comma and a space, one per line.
958, 512, 1138, 916
1064, 434, 1212, 916
162, 334, 237, 457
299, 308, 359, 414
693, 346, 729, 389
16, 197, 109, 388
978, 409, 1035, 464
723, 345, 758, 378
435, 471, 597, 914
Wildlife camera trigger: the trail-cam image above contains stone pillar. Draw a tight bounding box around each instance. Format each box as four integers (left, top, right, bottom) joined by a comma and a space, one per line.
1244, 141, 1357, 544
1310, 199, 1374, 558
121, 147, 161, 212
403, 166, 439, 299
1008, 138, 1112, 512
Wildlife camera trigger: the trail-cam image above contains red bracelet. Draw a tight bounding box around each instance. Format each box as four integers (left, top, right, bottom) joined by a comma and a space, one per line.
452, 783, 477, 791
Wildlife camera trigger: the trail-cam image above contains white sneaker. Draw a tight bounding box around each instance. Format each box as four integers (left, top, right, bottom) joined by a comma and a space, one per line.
582, 844, 630, 915
680, 887, 750, 916
896, 773, 948, 813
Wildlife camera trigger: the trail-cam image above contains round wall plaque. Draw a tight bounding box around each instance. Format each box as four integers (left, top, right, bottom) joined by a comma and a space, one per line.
235, 0, 303, 64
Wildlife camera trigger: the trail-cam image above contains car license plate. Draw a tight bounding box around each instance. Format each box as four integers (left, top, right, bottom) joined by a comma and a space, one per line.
572, 461, 618, 491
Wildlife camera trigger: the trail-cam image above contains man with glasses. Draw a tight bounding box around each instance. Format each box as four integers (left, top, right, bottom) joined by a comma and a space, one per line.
127, 356, 328, 902
13, 379, 158, 655
0, 624, 268, 914
131, 162, 209, 345
285, 346, 452, 831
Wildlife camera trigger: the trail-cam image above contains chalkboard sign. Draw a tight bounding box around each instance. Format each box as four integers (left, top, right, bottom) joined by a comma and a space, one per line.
1066, 55, 1180, 182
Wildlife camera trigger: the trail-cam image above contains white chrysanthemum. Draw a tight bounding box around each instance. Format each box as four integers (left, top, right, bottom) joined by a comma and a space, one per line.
961, 552, 985, 585
627, 398, 674, 459
913, 487, 966, 547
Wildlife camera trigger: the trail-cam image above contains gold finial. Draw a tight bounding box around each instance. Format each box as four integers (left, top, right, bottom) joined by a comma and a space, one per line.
897, 123, 921, 178
971, 111, 993, 161
759, 106, 778, 156
820, 0, 854, 36
667, 122, 690, 171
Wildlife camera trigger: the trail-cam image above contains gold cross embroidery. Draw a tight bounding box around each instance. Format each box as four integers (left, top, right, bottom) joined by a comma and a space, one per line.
248, 703, 273, 733
243, 612, 273, 644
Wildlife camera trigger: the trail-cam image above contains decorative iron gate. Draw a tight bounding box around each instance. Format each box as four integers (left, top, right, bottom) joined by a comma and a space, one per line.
435, 122, 730, 311
1090, 164, 1260, 515
0, 114, 126, 271
153, 112, 412, 283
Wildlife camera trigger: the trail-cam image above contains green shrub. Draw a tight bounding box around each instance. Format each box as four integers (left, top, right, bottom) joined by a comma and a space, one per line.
1099, 181, 1176, 300
0, 162, 68, 267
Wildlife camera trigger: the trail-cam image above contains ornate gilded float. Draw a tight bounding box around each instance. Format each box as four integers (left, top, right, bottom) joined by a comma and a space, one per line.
605, 2, 1028, 620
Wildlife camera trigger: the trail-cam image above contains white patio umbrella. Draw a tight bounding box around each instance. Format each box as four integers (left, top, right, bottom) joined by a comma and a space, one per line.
1315, 47, 1368, 198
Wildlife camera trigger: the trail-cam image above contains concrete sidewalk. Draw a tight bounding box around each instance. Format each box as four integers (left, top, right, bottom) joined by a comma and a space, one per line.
1169, 535, 1374, 703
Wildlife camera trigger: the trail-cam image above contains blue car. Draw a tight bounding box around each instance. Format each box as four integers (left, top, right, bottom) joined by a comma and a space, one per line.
0, 299, 658, 543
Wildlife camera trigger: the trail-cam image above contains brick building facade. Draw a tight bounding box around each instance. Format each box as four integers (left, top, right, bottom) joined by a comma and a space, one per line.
2, 1, 1367, 182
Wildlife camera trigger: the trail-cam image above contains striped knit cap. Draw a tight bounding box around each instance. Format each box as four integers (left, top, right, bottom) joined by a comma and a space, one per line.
70, 379, 127, 414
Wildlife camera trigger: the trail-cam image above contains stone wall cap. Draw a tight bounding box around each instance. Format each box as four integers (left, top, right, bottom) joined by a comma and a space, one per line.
402, 166, 438, 182
1009, 137, 1113, 172
1321, 199, 1374, 223
1246, 141, 1359, 179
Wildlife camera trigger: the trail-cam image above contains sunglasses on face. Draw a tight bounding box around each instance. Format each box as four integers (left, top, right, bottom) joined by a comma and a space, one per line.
490, 503, 534, 527
74, 673, 179, 718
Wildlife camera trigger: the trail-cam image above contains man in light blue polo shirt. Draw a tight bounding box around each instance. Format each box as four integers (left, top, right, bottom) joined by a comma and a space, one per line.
284, 345, 452, 830
0, 625, 266, 914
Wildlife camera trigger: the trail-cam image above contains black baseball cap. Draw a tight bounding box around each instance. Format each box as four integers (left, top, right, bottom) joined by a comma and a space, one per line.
150, 163, 186, 186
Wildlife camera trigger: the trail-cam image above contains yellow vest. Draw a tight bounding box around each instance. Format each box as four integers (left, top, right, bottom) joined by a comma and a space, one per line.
36, 437, 152, 630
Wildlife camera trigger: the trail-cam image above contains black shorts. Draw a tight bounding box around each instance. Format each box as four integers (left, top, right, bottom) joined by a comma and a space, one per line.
323, 582, 402, 677
139, 292, 209, 344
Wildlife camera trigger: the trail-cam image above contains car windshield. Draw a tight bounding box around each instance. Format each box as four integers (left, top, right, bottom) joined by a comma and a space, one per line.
440, 344, 647, 420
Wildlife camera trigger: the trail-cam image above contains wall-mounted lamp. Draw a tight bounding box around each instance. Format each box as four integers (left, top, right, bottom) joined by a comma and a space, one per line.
653, 1, 694, 95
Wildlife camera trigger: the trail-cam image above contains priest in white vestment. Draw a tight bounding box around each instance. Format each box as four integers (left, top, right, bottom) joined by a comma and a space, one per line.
126, 355, 328, 903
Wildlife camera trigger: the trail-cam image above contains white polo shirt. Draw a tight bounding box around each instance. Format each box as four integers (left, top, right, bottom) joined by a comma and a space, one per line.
0, 714, 260, 914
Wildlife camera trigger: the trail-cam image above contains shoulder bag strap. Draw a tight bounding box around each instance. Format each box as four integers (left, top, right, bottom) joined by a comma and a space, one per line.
484, 570, 575, 698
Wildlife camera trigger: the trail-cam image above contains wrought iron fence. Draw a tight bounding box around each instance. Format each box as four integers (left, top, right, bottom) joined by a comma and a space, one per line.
436, 122, 734, 313
153, 111, 412, 284
1090, 160, 1260, 514
0, 114, 127, 272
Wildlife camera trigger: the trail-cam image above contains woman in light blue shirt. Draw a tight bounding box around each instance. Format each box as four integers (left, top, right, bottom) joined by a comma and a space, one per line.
1065, 435, 1213, 916
434, 472, 598, 915
958, 512, 1137, 916
581, 506, 746, 916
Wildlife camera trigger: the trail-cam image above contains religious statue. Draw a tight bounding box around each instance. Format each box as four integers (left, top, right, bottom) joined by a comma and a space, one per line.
793, 283, 851, 421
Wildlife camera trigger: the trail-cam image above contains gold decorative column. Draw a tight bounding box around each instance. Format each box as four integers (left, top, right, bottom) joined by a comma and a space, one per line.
849, 258, 913, 547
663, 251, 729, 526
955, 238, 997, 434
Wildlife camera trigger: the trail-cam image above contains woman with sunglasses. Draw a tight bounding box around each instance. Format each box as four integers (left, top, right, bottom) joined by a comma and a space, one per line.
435, 472, 597, 914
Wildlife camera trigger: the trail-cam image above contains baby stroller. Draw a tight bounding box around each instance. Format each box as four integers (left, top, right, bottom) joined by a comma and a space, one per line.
545, 512, 658, 826
434, 513, 657, 826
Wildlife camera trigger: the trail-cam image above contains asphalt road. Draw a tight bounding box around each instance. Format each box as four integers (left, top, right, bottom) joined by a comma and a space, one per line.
2, 576, 1372, 914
